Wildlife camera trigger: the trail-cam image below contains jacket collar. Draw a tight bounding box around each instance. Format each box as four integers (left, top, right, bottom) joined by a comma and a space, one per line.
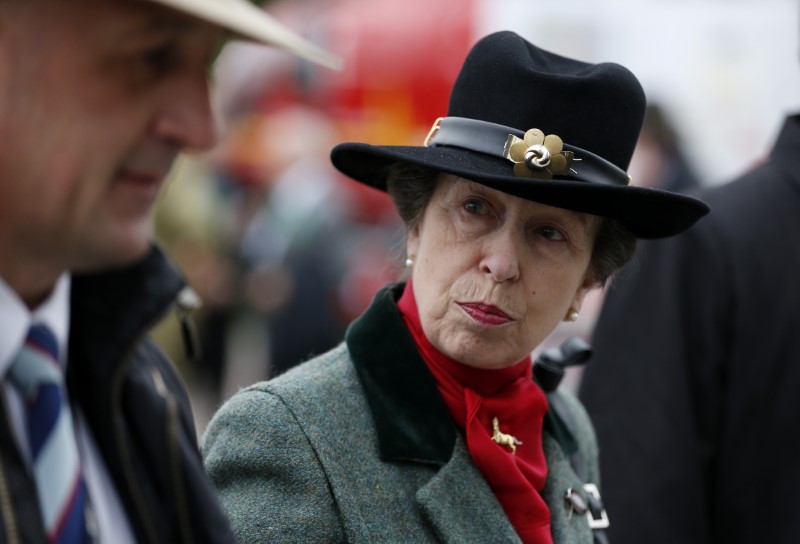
64, 245, 186, 542
345, 283, 456, 465
66, 244, 184, 400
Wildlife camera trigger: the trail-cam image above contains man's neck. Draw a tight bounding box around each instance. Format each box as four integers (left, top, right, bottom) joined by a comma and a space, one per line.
0, 257, 62, 310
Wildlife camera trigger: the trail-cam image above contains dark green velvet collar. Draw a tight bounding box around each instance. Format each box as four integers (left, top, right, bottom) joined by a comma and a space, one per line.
346, 283, 456, 465
345, 283, 577, 466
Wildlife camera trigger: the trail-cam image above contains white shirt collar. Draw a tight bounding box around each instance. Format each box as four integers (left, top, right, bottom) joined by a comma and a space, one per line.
0, 274, 71, 375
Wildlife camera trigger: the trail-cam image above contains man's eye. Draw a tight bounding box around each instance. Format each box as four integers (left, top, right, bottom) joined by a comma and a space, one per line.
464, 199, 489, 215
140, 44, 178, 75
538, 226, 565, 241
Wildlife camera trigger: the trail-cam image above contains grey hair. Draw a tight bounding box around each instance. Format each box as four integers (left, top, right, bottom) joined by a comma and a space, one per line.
588, 219, 636, 286
383, 162, 637, 285
384, 163, 439, 231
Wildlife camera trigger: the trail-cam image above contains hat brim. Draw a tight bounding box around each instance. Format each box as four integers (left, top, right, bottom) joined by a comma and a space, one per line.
149, 0, 341, 70
331, 143, 710, 239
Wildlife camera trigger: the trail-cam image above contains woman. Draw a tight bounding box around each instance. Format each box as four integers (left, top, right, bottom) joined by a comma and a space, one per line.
202, 31, 708, 543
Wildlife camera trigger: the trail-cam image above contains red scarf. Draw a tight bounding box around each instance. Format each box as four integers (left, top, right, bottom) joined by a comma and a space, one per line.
397, 280, 553, 543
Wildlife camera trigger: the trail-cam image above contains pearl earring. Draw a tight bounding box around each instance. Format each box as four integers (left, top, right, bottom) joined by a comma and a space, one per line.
565, 309, 579, 322
405, 256, 415, 269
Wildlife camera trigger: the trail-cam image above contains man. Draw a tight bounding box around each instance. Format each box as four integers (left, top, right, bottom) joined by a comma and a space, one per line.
0, 0, 338, 542
579, 114, 800, 543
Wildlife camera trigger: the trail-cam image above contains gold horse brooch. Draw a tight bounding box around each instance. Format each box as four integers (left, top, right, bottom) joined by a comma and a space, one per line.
491, 417, 523, 455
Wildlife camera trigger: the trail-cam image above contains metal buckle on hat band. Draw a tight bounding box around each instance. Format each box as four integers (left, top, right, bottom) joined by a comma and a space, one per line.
424, 116, 516, 157
421, 116, 631, 187
423, 117, 443, 147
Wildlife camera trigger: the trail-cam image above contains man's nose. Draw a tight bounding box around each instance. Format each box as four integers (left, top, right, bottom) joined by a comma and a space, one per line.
152, 73, 218, 152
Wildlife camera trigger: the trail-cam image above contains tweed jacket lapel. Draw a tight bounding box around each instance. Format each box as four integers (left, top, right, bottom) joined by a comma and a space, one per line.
541, 433, 597, 543
416, 437, 521, 543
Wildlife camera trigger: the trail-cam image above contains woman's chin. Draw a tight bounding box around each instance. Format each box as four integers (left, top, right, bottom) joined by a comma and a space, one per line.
444, 340, 522, 370
454, 355, 522, 370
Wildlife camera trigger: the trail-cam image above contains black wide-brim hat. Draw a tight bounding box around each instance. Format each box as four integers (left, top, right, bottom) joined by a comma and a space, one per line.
331, 31, 709, 238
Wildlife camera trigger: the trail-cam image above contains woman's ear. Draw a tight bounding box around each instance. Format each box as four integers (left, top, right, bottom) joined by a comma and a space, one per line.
570, 276, 599, 314
406, 225, 420, 260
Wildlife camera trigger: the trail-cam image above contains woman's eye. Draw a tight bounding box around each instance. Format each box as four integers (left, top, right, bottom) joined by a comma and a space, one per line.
463, 198, 489, 215
538, 226, 565, 241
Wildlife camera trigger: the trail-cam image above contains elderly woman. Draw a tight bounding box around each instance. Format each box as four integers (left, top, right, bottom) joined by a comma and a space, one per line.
202, 31, 708, 543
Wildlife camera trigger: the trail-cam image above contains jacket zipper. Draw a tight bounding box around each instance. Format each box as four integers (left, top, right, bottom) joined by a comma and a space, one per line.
170, 286, 200, 544
111, 349, 160, 543
111, 286, 199, 544
150, 366, 193, 544
0, 457, 20, 544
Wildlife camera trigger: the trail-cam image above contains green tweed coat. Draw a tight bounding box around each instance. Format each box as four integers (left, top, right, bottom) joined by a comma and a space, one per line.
203, 284, 605, 543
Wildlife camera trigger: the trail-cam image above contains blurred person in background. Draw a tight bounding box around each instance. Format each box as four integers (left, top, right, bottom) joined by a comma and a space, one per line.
0, 0, 338, 541
153, 106, 355, 415
628, 103, 701, 194
202, 31, 708, 543
225, 106, 390, 378
158, 104, 402, 421
580, 104, 800, 543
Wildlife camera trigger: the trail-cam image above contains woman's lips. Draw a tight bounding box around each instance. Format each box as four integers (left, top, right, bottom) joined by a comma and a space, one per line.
457, 302, 514, 326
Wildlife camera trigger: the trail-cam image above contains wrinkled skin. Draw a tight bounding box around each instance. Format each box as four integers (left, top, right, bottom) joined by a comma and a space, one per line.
408, 175, 600, 369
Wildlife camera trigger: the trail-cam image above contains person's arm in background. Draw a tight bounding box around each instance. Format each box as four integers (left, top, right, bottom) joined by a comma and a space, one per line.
579, 209, 732, 544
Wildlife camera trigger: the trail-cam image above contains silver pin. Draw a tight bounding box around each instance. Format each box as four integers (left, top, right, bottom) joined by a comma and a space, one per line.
565, 487, 588, 520
570, 157, 582, 175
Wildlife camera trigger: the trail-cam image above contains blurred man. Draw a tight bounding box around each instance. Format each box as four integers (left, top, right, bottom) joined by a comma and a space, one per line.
0, 0, 338, 541
580, 114, 800, 543
627, 104, 700, 194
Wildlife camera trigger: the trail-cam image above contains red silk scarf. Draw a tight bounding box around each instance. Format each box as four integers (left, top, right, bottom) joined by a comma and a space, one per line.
397, 280, 553, 543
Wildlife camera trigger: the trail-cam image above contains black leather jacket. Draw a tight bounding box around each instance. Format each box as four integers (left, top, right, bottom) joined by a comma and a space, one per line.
0, 246, 235, 543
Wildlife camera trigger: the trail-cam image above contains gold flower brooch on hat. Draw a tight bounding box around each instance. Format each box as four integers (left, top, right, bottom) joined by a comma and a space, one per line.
503, 128, 575, 179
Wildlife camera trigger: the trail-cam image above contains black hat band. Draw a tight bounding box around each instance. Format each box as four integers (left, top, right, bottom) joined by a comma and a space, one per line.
424, 116, 632, 187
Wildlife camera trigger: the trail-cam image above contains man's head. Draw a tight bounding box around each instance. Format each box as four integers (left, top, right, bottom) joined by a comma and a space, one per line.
0, 0, 336, 307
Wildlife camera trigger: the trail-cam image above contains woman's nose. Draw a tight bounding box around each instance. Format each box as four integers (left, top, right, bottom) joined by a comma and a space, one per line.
479, 230, 521, 283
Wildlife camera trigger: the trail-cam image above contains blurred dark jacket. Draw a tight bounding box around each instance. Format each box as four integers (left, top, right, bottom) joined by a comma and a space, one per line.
579, 114, 800, 543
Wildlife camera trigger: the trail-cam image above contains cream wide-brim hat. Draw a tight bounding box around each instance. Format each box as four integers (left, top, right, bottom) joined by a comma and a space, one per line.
149, 0, 341, 69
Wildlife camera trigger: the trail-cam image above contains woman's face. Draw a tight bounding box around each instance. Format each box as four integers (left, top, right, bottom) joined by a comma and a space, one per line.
408, 175, 600, 369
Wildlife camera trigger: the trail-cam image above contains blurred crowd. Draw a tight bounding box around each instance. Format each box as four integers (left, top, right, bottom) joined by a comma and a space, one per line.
151, 106, 404, 425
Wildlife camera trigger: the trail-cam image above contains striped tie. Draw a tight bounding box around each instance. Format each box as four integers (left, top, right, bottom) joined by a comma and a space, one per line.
8, 324, 92, 543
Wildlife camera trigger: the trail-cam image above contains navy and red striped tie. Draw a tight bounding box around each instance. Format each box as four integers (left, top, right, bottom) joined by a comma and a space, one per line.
8, 324, 92, 543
